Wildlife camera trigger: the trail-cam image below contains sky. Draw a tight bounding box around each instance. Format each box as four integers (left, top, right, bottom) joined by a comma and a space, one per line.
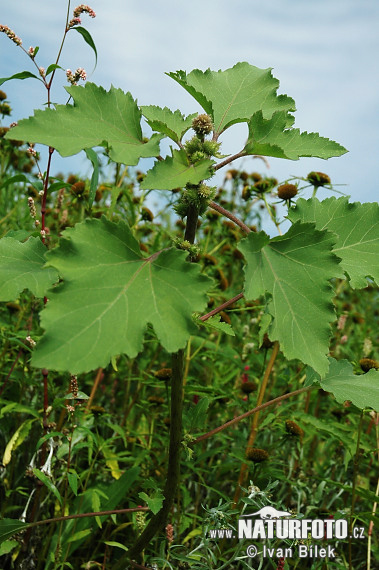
1, 0, 378, 219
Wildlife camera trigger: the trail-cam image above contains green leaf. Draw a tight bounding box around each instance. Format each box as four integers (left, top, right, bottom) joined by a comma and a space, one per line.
32, 468, 63, 505
244, 111, 347, 159
288, 197, 379, 288
2, 419, 36, 466
0, 237, 58, 301
0, 539, 18, 556
167, 62, 296, 135
0, 174, 29, 189
0, 519, 30, 546
84, 148, 100, 207
45, 64, 64, 77
309, 358, 379, 411
238, 223, 343, 376
104, 541, 129, 552
32, 217, 212, 373
138, 491, 164, 515
5, 83, 163, 165
67, 471, 79, 496
141, 148, 214, 190
141, 106, 197, 144
201, 315, 235, 336
72, 26, 97, 67
0, 71, 41, 86
66, 529, 92, 543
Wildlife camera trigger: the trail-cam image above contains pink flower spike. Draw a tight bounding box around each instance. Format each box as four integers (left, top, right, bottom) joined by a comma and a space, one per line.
0, 24, 22, 46
73, 4, 96, 18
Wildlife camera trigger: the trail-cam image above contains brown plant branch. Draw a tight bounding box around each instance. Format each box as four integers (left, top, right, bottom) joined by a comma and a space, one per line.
195, 385, 314, 445
233, 341, 279, 505
214, 151, 246, 171
209, 201, 251, 234
199, 292, 244, 322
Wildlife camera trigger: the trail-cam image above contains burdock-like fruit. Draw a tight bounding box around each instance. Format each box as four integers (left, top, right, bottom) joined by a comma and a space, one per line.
359, 358, 379, 372
192, 114, 213, 137
307, 171, 331, 187
277, 183, 298, 200
246, 447, 269, 462
285, 420, 304, 439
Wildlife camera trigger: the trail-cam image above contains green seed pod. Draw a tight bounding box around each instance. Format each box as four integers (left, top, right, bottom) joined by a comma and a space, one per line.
246, 447, 269, 462
277, 183, 298, 200
307, 171, 331, 187
192, 113, 213, 137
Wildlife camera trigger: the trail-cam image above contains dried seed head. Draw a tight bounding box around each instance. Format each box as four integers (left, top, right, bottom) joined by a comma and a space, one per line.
240, 381, 257, 394
141, 207, 154, 222
192, 114, 213, 137
154, 368, 172, 380
148, 395, 165, 405
359, 358, 379, 372
260, 333, 274, 349
71, 181, 86, 196
277, 183, 298, 200
246, 447, 269, 462
306, 171, 331, 187
250, 172, 262, 182
0, 90, 7, 101
285, 420, 304, 438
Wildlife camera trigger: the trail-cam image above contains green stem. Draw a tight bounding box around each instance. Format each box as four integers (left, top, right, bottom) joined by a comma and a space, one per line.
113, 350, 184, 566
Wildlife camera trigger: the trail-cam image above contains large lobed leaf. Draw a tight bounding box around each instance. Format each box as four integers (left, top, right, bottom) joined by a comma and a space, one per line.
0, 237, 58, 300
140, 148, 214, 190
244, 111, 347, 160
32, 217, 212, 373
288, 197, 379, 288
167, 62, 296, 136
5, 83, 162, 165
307, 358, 379, 411
238, 223, 343, 376
141, 106, 197, 144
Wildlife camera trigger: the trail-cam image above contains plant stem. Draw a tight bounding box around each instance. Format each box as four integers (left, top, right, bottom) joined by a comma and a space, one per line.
195, 385, 314, 444
233, 341, 279, 505
23, 507, 149, 531
199, 292, 244, 322
214, 151, 246, 171
209, 201, 251, 234
113, 350, 184, 567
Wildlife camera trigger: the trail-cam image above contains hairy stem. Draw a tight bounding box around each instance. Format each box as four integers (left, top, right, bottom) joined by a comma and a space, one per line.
209, 201, 251, 234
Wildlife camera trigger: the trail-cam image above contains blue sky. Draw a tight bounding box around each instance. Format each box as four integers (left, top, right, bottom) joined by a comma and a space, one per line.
1, 0, 378, 213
